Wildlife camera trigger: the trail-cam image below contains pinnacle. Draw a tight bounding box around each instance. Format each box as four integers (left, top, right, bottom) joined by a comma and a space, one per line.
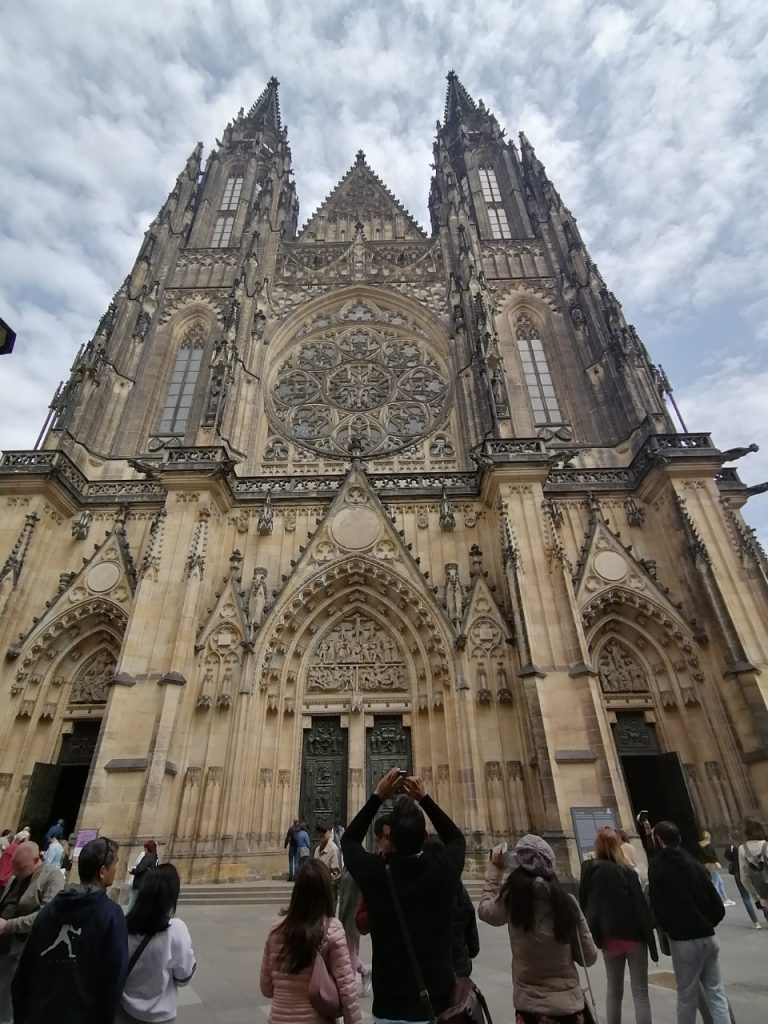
443, 70, 479, 126
245, 76, 282, 131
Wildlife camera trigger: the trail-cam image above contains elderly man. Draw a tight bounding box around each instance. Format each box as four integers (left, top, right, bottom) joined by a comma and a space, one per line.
0, 842, 63, 1024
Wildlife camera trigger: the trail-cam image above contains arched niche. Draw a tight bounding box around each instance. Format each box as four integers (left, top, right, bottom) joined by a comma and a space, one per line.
257, 556, 453, 711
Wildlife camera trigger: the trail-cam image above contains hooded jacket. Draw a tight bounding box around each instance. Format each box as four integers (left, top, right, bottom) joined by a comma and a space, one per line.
12, 883, 128, 1024
648, 846, 725, 941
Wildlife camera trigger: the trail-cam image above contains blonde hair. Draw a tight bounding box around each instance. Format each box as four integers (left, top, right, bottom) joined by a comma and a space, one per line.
594, 826, 626, 863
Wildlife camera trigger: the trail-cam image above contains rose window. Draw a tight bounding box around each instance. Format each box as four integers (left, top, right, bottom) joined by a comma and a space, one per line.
268, 318, 451, 457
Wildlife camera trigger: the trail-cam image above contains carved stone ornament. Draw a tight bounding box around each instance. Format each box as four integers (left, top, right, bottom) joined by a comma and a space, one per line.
69, 649, 116, 704
71, 509, 93, 541
597, 639, 649, 694
307, 613, 407, 692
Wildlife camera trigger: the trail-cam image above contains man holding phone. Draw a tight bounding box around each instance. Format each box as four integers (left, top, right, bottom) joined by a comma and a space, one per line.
341, 767, 465, 1024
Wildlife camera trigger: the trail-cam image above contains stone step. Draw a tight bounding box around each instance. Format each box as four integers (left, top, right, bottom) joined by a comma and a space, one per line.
179, 879, 487, 906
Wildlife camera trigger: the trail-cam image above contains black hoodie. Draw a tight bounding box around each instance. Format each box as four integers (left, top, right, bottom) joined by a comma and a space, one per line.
648, 846, 726, 941
12, 883, 128, 1024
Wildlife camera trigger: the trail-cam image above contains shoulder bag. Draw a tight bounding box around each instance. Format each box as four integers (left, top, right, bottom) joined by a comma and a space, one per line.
308, 921, 342, 1019
126, 933, 154, 977
384, 865, 493, 1024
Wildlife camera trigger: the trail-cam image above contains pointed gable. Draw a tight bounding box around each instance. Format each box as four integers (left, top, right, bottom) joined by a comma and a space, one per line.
574, 510, 683, 623
298, 151, 426, 242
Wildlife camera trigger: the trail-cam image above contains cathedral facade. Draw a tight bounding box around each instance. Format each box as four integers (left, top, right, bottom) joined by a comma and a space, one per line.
1, 75, 767, 880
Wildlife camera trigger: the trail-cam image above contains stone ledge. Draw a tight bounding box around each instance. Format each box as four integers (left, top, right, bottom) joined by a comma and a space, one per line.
104, 758, 147, 773
554, 749, 598, 764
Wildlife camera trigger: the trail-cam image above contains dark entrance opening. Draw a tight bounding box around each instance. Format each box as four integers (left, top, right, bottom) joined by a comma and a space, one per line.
614, 712, 699, 854
18, 720, 101, 846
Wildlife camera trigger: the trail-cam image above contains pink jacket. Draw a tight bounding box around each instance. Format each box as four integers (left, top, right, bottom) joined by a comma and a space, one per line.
260, 915, 362, 1024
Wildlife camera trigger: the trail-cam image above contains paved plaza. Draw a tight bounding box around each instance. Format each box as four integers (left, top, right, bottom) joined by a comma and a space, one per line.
173, 880, 766, 1024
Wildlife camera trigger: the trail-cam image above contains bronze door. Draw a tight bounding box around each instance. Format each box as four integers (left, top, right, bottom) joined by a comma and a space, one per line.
366, 715, 412, 797
300, 717, 348, 831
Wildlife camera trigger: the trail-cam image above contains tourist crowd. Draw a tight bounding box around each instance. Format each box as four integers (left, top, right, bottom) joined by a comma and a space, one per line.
0, 771, 766, 1024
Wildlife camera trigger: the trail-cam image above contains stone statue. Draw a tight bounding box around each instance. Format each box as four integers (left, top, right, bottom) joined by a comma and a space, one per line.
439, 485, 455, 531
250, 567, 268, 627
444, 563, 463, 633
258, 491, 274, 535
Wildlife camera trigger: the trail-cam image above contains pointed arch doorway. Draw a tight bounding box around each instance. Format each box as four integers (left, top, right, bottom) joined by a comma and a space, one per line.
595, 633, 701, 852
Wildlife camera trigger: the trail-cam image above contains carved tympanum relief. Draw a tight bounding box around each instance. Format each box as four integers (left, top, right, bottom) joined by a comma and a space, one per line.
307, 612, 407, 692
597, 638, 649, 694
70, 648, 116, 704
268, 301, 451, 459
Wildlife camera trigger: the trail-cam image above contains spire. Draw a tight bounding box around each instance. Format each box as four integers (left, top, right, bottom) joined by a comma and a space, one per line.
245, 76, 282, 132
443, 70, 480, 127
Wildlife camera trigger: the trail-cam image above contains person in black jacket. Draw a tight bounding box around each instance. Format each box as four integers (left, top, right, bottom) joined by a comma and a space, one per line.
128, 839, 158, 912
451, 881, 480, 979
580, 827, 657, 1024
647, 820, 730, 1024
341, 766, 465, 1023
12, 836, 129, 1024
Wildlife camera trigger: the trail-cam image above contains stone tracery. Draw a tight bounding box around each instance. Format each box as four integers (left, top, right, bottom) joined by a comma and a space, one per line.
268, 300, 451, 458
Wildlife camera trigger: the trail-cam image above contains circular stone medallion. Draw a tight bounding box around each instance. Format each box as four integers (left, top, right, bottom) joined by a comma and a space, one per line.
331, 507, 381, 550
593, 551, 627, 582
86, 561, 121, 594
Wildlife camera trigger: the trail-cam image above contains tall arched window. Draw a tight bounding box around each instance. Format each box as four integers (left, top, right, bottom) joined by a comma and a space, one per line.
211, 174, 243, 247
158, 324, 205, 434
514, 313, 561, 424
479, 167, 511, 239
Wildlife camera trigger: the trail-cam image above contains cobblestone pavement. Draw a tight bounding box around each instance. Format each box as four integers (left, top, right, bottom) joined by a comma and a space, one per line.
174, 885, 766, 1024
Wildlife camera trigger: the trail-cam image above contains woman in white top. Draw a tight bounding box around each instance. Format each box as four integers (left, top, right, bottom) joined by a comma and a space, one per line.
117, 863, 196, 1024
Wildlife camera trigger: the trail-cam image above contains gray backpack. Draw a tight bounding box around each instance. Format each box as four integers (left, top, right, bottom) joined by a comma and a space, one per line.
743, 841, 768, 900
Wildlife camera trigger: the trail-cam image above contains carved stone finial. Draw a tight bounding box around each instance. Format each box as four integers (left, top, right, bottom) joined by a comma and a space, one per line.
71, 509, 93, 541
469, 544, 483, 579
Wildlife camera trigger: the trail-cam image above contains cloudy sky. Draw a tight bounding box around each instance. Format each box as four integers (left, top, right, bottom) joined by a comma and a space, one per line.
1, 0, 767, 542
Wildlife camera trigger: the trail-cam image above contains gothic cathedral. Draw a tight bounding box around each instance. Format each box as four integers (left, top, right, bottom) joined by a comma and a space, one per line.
1, 75, 766, 880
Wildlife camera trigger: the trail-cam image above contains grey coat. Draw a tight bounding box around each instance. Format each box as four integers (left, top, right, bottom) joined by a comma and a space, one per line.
0, 863, 64, 958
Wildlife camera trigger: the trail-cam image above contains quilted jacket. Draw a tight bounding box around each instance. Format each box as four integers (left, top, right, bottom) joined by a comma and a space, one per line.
260, 915, 362, 1024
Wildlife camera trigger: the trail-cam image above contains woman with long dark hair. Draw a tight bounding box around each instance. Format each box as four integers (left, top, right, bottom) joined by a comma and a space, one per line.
579, 826, 658, 1024
479, 834, 597, 1024
260, 859, 362, 1024
117, 864, 196, 1023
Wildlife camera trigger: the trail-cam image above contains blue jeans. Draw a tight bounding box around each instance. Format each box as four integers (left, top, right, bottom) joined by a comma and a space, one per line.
734, 874, 758, 923
669, 936, 730, 1024
288, 847, 299, 878
709, 870, 728, 902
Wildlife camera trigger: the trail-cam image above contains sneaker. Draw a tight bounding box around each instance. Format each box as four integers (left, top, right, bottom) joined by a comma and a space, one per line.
361, 972, 372, 996
753, 922, 762, 929
723, 899, 736, 907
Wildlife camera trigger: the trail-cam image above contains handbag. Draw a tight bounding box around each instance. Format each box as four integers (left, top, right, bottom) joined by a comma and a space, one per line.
384, 865, 493, 1024
573, 922, 599, 1024
307, 922, 342, 1019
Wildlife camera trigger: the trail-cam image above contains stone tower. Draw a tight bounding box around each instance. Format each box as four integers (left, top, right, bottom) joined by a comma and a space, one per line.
1, 75, 766, 880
